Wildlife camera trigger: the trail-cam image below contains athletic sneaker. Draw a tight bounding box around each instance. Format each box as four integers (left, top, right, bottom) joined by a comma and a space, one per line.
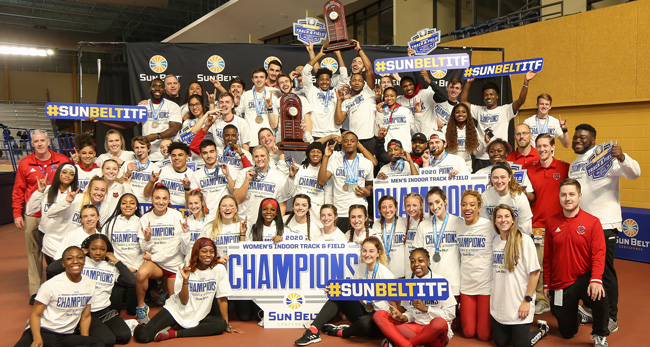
258, 319, 264, 327
535, 302, 550, 314
321, 323, 349, 336
295, 328, 321, 346
135, 304, 150, 324
578, 305, 593, 324
380, 338, 395, 347
154, 326, 173, 342
591, 335, 608, 347
608, 318, 618, 333
537, 320, 550, 337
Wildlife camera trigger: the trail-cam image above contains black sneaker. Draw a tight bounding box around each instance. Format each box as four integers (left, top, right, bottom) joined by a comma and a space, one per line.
295, 328, 321, 346
29, 294, 36, 305
322, 323, 349, 337
578, 305, 593, 324
537, 320, 550, 337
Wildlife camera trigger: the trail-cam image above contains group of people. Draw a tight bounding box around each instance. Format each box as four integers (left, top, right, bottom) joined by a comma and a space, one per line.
11, 42, 640, 347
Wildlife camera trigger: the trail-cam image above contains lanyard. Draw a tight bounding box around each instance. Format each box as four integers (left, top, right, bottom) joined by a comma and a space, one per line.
535, 115, 549, 134
343, 154, 359, 185
320, 89, 331, 108
149, 99, 165, 121
390, 158, 405, 172
429, 152, 448, 167
252, 89, 266, 117
255, 166, 270, 180
204, 165, 219, 177
37, 158, 55, 179
382, 219, 396, 257
134, 155, 150, 171
432, 213, 449, 253
366, 262, 379, 279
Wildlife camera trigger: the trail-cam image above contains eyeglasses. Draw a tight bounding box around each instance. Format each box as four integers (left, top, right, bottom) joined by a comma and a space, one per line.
515, 132, 531, 137
189, 103, 202, 108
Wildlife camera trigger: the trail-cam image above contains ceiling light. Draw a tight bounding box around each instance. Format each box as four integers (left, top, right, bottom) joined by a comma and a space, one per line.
0, 45, 55, 57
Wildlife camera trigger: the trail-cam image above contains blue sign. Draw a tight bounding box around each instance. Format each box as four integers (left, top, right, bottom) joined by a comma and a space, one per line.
586, 141, 613, 180
462, 58, 544, 79
293, 17, 327, 45
374, 53, 470, 74
326, 279, 449, 301
45, 102, 147, 122
408, 28, 441, 56
617, 208, 650, 264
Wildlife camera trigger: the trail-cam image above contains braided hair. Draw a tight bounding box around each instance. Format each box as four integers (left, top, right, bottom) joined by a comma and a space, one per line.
80, 234, 114, 255
409, 247, 433, 279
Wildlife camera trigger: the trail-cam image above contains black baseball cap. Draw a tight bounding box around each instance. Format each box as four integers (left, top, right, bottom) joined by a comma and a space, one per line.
411, 133, 427, 143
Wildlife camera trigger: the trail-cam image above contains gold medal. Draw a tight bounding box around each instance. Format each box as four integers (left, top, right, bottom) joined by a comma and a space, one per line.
151, 121, 159, 128
255, 115, 264, 124
364, 303, 374, 312
342, 183, 349, 191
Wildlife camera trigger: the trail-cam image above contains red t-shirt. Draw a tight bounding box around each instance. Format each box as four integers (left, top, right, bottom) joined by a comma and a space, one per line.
506, 146, 539, 169
12, 150, 71, 218
527, 158, 570, 227
543, 209, 606, 290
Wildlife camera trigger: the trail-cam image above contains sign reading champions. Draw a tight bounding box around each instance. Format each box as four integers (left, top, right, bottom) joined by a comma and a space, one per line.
45, 102, 147, 122
227, 241, 359, 328
326, 278, 449, 301
407, 28, 441, 56
374, 53, 470, 74
293, 17, 327, 45
463, 58, 544, 79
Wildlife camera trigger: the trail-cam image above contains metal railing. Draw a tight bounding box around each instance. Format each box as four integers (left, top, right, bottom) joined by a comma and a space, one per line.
0, 127, 75, 172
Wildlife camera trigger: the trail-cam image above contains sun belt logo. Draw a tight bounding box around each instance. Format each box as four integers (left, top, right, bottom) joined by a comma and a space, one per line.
285, 293, 303, 310
207, 55, 225, 73
623, 219, 638, 237
264, 56, 281, 70
320, 57, 338, 73
149, 55, 168, 73
431, 70, 447, 79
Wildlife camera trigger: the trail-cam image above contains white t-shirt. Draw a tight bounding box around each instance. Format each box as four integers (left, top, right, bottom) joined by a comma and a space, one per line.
142, 99, 183, 161
397, 87, 438, 137
139, 208, 184, 272
234, 166, 294, 223
344, 228, 380, 244
342, 84, 378, 140
283, 214, 323, 241
376, 106, 417, 153
157, 166, 199, 206
480, 188, 533, 235
119, 158, 157, 204
475, 163, 534, 194
96, 150, 135, 168
193, 166, 230, 210
325, 152, 374, 217
200, 220, 243, 256
75, 165, 102, 191
419, 152, 470, 176
490, 233, 539, 324
82, 258, 121, 312
164, 264, 232, 329
371, 218, 408, 278
434, 100, 457, 127
413, 213, 463, 296
217, 148, 252, 181
55, 227, 98, 259
302, 64, 343, 137
180, 214, 215, 256
404, 216, 423, 265
457, 217, 494, 295
33, 273, 94, 334
378, 161, 413, 178
293, 164, 332, 215
245, 221, 291, 242
235, 87, 278, 146
401, 271, 456, 341
104, 215, 144, 270
470, 104, 516, 160
523, 114, 564, 147
313, 227, 347, 242
100, 182, 125, 226
175, 118, 203, 164
208, 115, 252, 149
355, 262, 395, 312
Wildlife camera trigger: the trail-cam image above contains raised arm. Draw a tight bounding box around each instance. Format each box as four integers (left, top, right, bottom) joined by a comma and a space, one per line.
511, 71, 538, 114
355, 40, 375, 89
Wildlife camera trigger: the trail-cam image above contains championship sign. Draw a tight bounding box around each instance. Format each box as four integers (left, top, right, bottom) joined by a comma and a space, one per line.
227, 241, 360, 328
326, 278, 450, 301
45, 102, 147, 122
462, 58, 543, 79
373, 173, 488, 220
292, 17, 327, 45
407, 28, 441, 56
374, 53, 470, 74
586, 141, 614, 180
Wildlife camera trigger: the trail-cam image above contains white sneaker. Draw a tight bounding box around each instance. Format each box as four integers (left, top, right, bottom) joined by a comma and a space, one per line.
535, 302, 550, 314
591, 335, 608, 347
578, 305, 593, 324
608, 318, 618, 333
258, 319, 264, 327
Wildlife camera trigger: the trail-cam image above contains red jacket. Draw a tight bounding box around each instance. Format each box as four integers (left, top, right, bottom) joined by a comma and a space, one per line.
12, 150, 71, 218
543, 209, 606, 290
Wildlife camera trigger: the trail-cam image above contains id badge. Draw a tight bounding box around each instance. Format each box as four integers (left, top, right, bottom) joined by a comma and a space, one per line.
533, 227, 544, 245
554, 289, 563, 306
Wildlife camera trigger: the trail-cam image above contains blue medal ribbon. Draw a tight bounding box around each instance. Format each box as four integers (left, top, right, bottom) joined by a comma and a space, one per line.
432, 213, 449, 254
253, 89, 266, 117
429, 152, 448, 167
343, 154, 359, 185
382, 219, 397, 259
535, 115, 549, 135
149, 99, 165, 122
390, 158, 405, 172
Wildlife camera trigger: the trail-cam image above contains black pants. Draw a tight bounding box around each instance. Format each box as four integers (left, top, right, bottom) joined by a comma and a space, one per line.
110, 282, 137, 315
133, 308, 227, 343
89, 308, 132, 346
492, 319, 544, 347
550, 272, 609, 338
602, 228, 619, 320
15, 327, 105, 347
311, 300, 383, 338
46, 258, 64, 280
472, 157, 491, 173
231, 300, 261, 322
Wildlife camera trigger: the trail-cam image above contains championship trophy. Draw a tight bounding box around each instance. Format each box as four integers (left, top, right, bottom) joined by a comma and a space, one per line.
322, 0, 356, 52
277, 93, 310, 151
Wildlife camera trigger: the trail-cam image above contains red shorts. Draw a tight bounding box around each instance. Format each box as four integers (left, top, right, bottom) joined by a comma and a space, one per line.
161, 268, 176, 278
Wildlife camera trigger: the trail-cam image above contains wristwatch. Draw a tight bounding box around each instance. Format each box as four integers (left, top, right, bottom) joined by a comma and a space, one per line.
156, 133, 162, 140
525, 295, 533, 302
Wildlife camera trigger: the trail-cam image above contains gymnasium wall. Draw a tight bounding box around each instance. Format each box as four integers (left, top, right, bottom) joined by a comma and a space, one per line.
441, 0, 649, 209
0, 71, 98, 104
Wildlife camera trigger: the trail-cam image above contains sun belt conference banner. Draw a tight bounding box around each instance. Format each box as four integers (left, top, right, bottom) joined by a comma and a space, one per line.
126, 43, 472, 104
373, 173, 490, 220
227, 241, 360, 328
